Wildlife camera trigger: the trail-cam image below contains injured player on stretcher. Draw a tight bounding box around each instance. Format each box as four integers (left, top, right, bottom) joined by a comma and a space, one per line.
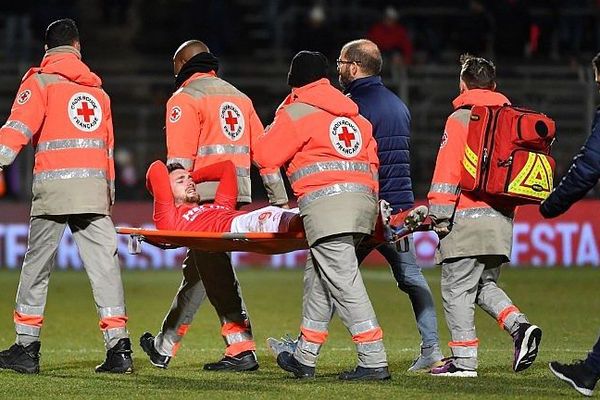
145, 159, 424, 238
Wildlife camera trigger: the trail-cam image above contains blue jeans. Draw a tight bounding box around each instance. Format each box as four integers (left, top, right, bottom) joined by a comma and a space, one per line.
356, 235, 440, 348
585, 333, 600, 375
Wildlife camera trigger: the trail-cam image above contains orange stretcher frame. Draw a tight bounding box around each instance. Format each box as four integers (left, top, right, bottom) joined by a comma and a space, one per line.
116, 223, 431, 255
117, 227, 309, 254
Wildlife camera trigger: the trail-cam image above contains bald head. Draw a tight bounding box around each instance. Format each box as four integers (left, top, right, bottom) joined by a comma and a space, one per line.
173, 40, 210, 76
340, 39, 383, 76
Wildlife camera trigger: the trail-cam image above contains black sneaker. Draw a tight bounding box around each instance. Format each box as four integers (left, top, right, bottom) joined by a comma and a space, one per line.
140, 332, 171, 369
549, 360, 599, 397
203, 350, 259, 372
95, 338, 133, 374
276, 351, 314, 378
0, 342, 40, 374
512, 323, 542, 372
339, 365, 391, 381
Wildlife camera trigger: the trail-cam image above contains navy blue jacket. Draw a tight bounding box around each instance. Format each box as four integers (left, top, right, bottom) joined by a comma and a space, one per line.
540, 109, 600, 217
345, 76, 414, 212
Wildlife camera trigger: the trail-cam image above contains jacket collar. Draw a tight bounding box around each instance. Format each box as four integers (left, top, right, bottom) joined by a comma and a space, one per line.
344, 75, 382, 95
452, 89, 510, 109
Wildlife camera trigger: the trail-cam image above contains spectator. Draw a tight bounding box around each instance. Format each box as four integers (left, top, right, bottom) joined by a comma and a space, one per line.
367, 6, 413, 66
291, 4, 336, 60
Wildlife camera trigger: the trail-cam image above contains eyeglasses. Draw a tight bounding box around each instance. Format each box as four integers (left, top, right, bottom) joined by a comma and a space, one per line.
336, 59, 361, 67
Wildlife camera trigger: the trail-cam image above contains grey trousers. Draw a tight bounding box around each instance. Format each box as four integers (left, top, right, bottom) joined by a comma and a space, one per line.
15, 215, 128, 349
441, 256, 528, 369
294, 234, 388, 368
154, 250, 251, 356
357, 235, 440, 349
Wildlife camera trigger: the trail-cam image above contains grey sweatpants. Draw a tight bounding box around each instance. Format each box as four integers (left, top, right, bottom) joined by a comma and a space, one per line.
294, 234, 388, 368
441, 256, 528, 370
15, 214, 128, 349
154, 250, 251, 356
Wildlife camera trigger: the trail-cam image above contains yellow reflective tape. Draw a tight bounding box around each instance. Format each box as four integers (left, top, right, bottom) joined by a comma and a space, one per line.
462, 157, 477, 178
465, 144, 478, 166
508, 153, 553, 200
462, 145, 478, 178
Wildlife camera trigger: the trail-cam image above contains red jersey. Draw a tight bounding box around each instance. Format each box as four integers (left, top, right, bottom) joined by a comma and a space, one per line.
146, 160, 245, 232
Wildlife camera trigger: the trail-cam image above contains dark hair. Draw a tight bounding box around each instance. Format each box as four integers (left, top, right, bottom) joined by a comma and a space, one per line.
166, 162, 185, 173
45, 19, 79, 49
459, 53, 496, 89
593, 52, 600, 71
343, 39, 383, 75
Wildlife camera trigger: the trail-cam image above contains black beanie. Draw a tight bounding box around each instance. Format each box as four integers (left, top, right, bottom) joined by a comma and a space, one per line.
287, 51, 329, 88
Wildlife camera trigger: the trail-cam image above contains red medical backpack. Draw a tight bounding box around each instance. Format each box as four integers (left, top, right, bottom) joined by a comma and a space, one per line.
459, 105, 556, 207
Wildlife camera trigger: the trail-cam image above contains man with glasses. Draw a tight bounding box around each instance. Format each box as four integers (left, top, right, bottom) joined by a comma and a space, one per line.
268, 39, 443, 372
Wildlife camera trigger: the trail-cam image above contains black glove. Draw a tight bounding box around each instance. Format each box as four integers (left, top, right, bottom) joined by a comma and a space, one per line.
430, 216, 452, 239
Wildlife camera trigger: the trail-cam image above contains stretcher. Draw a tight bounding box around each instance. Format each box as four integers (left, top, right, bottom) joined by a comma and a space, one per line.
116, 205, 431, 255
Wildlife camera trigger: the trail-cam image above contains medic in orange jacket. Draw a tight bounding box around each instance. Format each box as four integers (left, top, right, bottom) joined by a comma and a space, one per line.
0, 46, 114, 216
428, 88, 516, 251
165, 71, 287, 205
253, 78, 379, 206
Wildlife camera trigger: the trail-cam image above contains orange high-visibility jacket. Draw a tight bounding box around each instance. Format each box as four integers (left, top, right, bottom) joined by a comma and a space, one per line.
166, 71, 287, 205
0, 46, 114, 216
254, 78, 379, 208
428, 89, 514, 219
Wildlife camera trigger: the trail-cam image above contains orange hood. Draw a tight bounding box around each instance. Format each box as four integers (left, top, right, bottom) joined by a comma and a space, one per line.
452, 89, 510, 109
23, 46, 102, 87
287, 78, 359, 117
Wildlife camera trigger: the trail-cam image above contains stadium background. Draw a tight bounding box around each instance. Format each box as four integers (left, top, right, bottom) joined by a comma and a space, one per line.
1, 0, 600, 268
0, 2, 600, 399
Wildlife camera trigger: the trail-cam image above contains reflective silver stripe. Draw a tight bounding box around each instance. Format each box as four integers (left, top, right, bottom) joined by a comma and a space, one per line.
349, 319, 379, 336
15, 304, 44, 315
103, 327, 128, 342
3, 120, 33, 139
0, 144, 17, 164
429, 204, 455, 218
289, 161, 371, 185
298, 183, 376, 209
355, 340, 385, 353
166, 158, 193, 170
225, 331, 253, 345
301, 318, 329, 332
455, 207, 514, 221
109, 179, 115, 194
98, 306, 126, 319
261, 171, 282, 184
236, 166, 250, 177
429, 183, 460, 195
108, 148, 113, 158
450, 345, 478, 358
36, 138, 106, 153
297, 336, 322, 353
16, 323, 41, 336
198, 144, 249, 156
33, 168, 106, 183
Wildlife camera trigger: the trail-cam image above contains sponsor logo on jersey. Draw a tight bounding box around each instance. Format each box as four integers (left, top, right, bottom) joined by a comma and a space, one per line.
329, 117, 362, 158
68, 92, 102, 132
219, 102, 245, 141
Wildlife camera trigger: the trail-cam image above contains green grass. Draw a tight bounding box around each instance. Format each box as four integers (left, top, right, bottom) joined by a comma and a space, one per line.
0, 267, 598, 399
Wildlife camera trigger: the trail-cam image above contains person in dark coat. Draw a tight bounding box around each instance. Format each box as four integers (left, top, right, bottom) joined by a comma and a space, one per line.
543, 52, 600, 397
339, 39, 442, 372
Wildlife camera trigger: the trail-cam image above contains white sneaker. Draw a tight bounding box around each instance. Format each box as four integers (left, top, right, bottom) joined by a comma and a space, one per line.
408, 345, 444, 372
266, 335, 297, 358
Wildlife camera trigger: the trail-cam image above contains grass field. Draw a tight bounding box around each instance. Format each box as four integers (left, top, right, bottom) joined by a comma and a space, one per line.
0, 267, 598, 399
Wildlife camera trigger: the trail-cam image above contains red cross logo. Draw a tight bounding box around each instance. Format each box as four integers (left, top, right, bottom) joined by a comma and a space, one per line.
76, 101, 95, 122
225, 110, 238, 131
171, 108, 180, 120
17, 90, 31, 105
338, 126, 355, 147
